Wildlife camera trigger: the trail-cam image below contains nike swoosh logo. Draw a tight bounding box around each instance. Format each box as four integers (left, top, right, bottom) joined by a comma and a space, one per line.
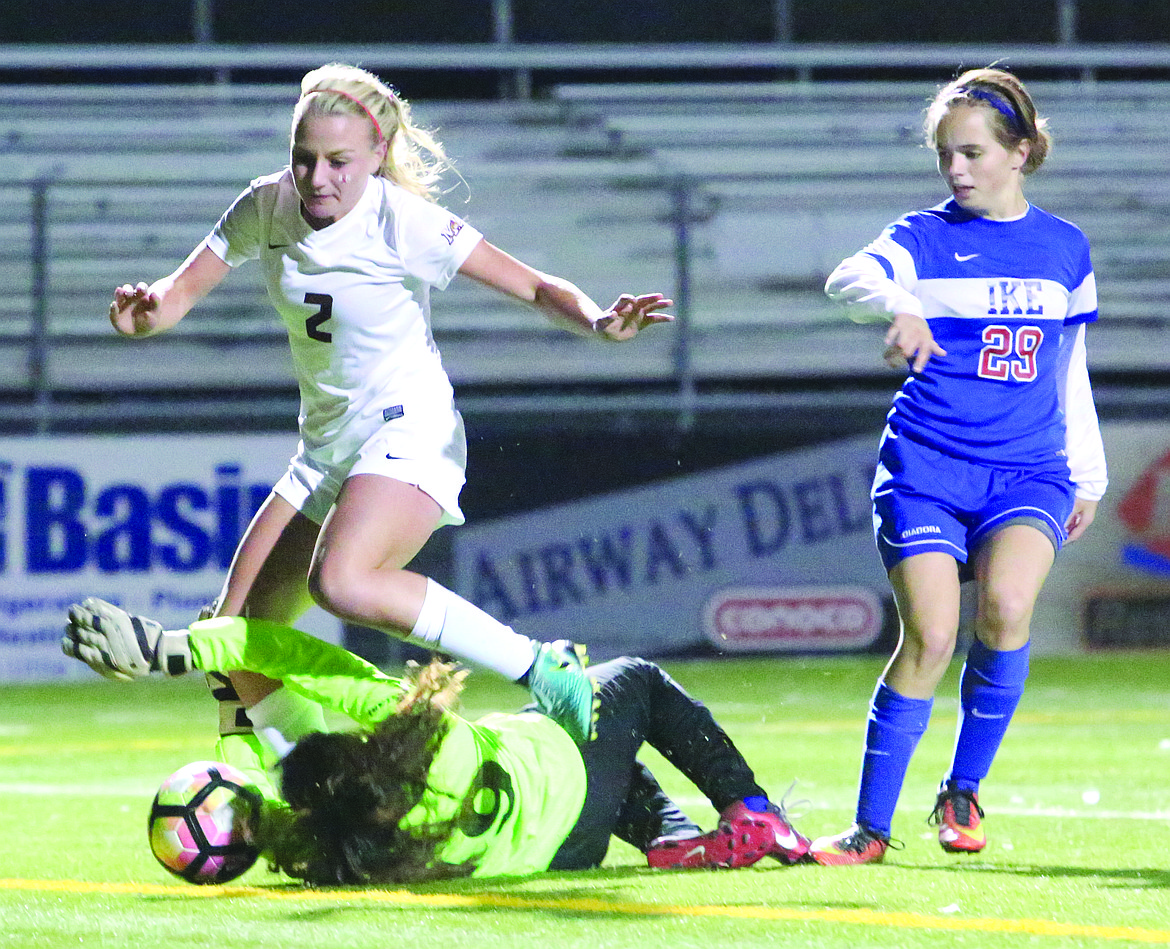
268, 242, 289, 250
684, 845, 706, 860
969, 708, 1006, 719
774, 828, 801, 850
954, 252, 979, 261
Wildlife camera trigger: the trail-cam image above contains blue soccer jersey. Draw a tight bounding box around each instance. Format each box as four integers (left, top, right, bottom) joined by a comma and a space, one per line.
827, 199, 1106, 494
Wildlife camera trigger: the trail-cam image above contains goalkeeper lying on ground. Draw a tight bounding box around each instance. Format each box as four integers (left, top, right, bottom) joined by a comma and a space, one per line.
63, 597, 809, 882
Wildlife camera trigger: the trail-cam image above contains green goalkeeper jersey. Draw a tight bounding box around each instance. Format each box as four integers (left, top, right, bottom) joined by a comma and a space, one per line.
188, 616, 587, 877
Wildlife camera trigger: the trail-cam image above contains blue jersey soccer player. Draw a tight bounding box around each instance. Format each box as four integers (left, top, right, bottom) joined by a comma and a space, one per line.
811, 68, 1108, 864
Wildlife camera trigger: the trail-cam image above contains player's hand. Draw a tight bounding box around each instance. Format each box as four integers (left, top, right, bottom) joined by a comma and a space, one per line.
1065, 497, 1099, 544
62, 597, 193, 680
110, 282, 163, 336
883, 312, 946, 372
594, 293, 674, 341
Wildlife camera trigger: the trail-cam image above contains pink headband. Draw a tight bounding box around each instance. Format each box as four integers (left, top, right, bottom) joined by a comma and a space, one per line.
312, 87, 384, 142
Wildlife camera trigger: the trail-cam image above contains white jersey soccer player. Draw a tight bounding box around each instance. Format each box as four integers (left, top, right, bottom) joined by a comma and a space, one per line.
205, 170, 482, 526
105, 64, 673, 783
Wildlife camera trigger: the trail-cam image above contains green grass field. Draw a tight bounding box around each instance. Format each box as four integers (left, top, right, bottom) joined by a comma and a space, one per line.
2, 651, 1168, 948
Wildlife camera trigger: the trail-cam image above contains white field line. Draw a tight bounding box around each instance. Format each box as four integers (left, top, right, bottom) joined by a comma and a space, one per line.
0, 782, 153, 797
2, 782, 1167, 820
14, 786, 1160, 819
667, 793, 1170, 822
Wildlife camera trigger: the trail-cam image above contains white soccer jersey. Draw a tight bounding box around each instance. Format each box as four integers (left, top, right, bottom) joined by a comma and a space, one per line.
826, 199, 1107, 500
204, 170, 483, 468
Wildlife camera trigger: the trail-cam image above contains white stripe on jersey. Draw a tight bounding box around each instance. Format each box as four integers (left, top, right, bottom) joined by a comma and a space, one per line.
826, 199, 1107, 493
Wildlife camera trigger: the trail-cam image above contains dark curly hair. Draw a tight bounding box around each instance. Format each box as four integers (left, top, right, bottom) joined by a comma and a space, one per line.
252, 661, 475, 884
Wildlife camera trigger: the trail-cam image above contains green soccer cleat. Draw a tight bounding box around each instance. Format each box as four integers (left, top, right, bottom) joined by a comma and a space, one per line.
527, 639, 598, 744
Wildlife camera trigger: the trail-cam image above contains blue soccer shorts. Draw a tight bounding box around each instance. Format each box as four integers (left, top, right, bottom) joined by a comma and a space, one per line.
871, 429, 1076, 574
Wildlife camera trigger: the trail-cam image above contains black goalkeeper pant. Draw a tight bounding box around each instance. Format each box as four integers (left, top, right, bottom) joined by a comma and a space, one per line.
549, 657, 767, 870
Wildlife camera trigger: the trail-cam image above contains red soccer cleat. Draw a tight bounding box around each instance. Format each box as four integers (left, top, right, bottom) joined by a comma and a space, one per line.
930, 783, 987, 853
648, 797, 811, 870
809, 823, 890, 866
720, 799, 811, 865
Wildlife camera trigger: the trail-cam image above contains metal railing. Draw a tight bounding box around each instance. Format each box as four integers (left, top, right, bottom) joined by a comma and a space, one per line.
7, 44, 1170, 434
5, 41, 1170, 88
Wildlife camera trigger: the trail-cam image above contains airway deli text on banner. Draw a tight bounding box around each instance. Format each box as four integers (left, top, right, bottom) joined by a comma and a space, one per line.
453, 437, 890, 659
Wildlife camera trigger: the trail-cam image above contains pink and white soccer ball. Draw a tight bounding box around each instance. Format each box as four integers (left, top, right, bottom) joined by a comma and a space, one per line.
147, 760, 260, 884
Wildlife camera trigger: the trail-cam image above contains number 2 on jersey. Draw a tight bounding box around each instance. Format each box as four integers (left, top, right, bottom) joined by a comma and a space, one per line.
978, 324, 1042, 382
304, 292, 333, 343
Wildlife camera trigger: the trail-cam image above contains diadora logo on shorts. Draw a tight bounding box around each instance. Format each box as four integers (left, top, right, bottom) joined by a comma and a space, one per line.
900, 525, 941, 538
702, 586, 883, 653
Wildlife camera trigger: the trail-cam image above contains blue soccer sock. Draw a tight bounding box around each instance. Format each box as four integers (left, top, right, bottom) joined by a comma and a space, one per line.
946, 639, 1030, 794
855, 681, 933, 837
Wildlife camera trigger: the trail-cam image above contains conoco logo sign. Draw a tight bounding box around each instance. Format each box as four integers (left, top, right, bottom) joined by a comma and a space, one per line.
703, 586, 883, 652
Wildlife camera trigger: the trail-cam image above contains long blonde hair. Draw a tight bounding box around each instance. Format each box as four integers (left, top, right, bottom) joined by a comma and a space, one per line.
294, 63, 452, 200
925, 67, 1052, 175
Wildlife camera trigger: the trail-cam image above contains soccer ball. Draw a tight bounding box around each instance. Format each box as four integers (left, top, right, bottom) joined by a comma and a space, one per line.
148, 760, 261, 884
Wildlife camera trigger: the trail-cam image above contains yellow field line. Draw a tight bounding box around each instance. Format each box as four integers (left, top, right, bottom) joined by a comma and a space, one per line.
3, 877, 1168, 944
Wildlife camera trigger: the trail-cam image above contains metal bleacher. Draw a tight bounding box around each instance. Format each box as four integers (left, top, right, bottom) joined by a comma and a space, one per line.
554, 79, 1170, 372
5, 77, 1170, 429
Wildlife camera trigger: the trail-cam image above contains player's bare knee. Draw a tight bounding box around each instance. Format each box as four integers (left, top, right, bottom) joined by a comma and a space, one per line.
977, 586, 1035, 639
306, 557, 358, 619
906, 624, 959, 673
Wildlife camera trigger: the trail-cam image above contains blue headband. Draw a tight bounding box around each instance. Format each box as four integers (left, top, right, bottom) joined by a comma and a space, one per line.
962, 87, 1027, 135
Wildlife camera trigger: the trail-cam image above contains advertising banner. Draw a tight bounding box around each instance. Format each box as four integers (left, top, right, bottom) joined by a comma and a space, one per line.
453, 424, 1170, 660
1042, 421, 1170, 649
0, 434, 340, 682
7, 421, 1167, 679
452, 436, 891, 659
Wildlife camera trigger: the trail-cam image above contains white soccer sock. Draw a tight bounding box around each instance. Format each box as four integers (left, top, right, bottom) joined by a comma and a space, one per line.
246, 686, 327, 767
409, 577, 536, 680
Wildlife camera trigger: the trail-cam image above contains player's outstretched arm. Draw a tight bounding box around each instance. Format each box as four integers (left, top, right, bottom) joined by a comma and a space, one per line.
63, 602, 407, 730
110, 244, 230, 337
457, 238, 673, 340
